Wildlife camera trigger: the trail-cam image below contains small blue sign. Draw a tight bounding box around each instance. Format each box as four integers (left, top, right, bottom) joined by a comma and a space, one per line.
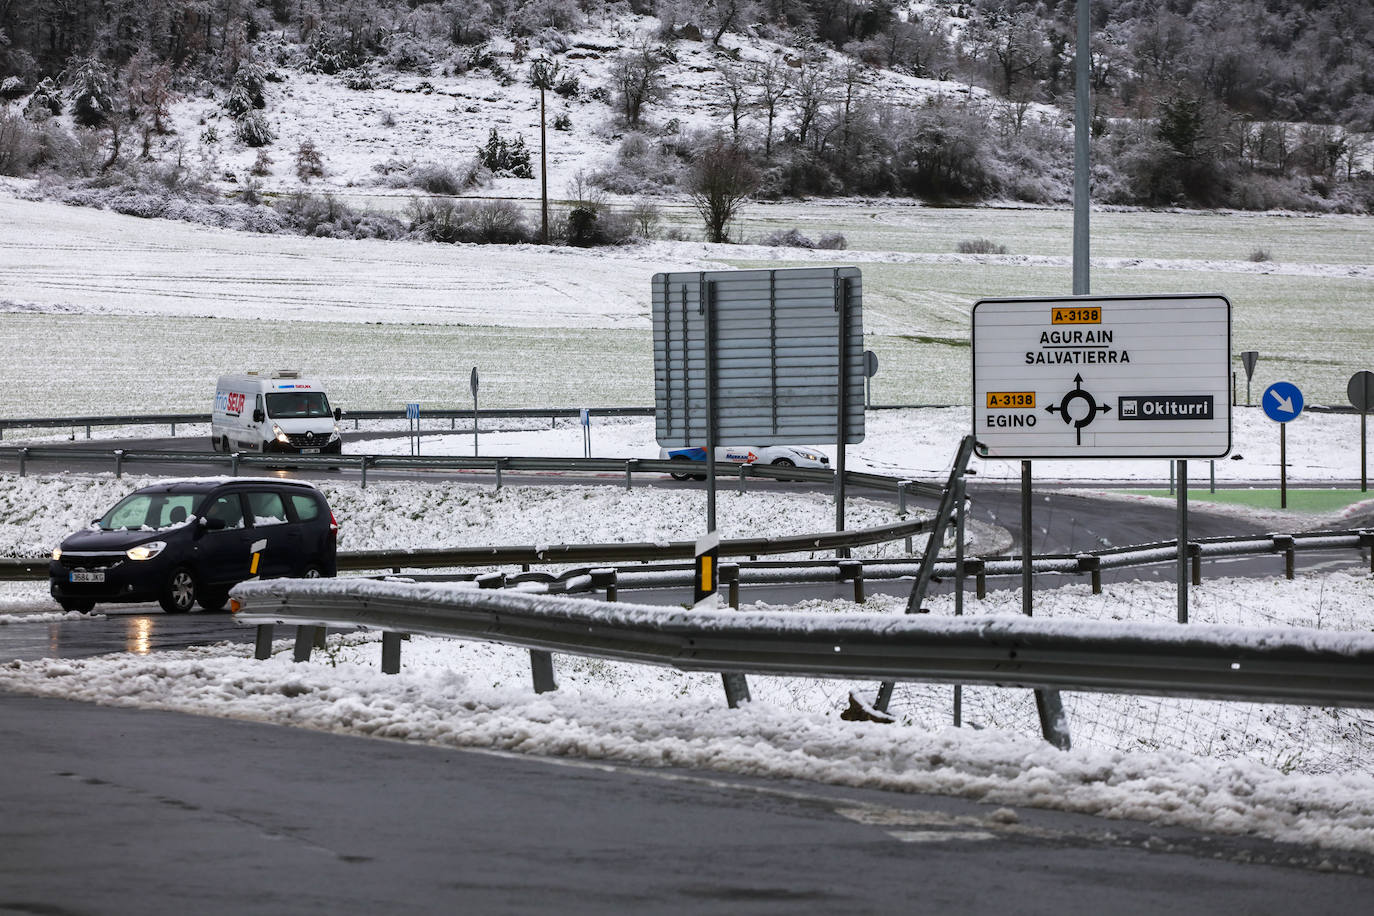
1262, 381, 1303, 423
405, 402, 420, 420
579, 408, 590, 427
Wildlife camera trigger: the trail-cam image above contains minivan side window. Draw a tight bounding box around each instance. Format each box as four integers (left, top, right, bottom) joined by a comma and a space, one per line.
203, 494, 246, 529
289, 493, 321, 521
247, 491, 289, 526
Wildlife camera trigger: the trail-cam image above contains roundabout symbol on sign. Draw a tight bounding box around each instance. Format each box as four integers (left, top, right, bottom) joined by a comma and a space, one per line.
1046, 373, 1112, 444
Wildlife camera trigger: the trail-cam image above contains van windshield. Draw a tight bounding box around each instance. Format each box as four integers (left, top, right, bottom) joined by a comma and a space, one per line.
265, 391, 332, 419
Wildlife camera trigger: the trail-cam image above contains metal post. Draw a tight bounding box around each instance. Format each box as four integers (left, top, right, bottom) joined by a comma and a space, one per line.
292, 626, 316, 662
254, 624, 274, 660
1210, 459, 1215, 494
495, 459, 503, 491
1177, 459, 1189, 624
360, 455, 368, 489
381, 632, 402, 674
17, 447, 26, 477
530, 650, 557, 693
1363, 413, 1368, 493
472, 394, 478, 458
703, 277, 719, 534
1021, 460, 1033, 616
1072, 0, 1091, 297
1280, 423, 1288, 509
230, 453, 239, 477
625, 459, 635, 490
835, 274, 850, 558
115, 449, 124, 479
953, 474, 966, 728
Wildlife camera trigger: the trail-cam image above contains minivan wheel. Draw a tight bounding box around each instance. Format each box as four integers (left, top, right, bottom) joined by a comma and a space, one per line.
301, 564, 323, 579
197, 588, 229, 612
159, 566, 197, 614
58, 599, 95, 614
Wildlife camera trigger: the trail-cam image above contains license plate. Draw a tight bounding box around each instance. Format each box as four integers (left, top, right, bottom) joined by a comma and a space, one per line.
302, 448, 321, 454
70, 570, 105, 583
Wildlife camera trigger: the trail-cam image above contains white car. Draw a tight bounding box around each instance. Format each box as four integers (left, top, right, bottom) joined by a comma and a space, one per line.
659, 445, 830, 480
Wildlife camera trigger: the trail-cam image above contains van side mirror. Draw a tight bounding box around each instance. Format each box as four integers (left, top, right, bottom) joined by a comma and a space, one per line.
253, 408, 265, 423
334, 407, 343, 421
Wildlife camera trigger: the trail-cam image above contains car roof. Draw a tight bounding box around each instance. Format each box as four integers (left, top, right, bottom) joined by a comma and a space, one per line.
130, 477, 322, 495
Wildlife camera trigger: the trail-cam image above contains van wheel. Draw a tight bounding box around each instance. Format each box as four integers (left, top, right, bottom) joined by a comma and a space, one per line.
159, 566, 197, 614
301, 564, 323, 579
669, 457, 694, 481
197, 589, 229, 612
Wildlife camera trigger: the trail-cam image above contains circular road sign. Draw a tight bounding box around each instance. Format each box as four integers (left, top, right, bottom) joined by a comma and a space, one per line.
1262, 381, 1304, 423
863, 350, 879, 378
1348, 371, 1374, 413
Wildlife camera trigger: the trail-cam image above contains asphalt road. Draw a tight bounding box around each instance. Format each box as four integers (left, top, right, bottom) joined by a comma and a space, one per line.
3, 694, 1371, 915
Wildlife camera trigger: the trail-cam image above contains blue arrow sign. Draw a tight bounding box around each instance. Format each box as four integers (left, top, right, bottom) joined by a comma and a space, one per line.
1262, 381, 1303, 423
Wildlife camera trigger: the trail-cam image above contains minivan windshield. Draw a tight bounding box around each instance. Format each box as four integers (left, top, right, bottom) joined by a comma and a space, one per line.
265, 391, 332, 419
98, 492, 201, 530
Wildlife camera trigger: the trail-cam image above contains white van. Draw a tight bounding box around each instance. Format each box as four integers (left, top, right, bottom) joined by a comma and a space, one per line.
212, 370, 343, 455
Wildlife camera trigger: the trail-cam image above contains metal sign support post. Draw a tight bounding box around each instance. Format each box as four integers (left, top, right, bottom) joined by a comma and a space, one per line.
1177, 459, 1189, 624
1363, 412, 1368, 493
835, 276, 850, 558
953, 472, 966, 728
470, 367, 480, 458
702, 276, 719, 534
1021, 460, 1033, 617
1280, 423, 1287, 509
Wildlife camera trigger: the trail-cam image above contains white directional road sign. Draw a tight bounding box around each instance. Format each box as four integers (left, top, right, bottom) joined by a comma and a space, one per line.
972, 294, 1231, 458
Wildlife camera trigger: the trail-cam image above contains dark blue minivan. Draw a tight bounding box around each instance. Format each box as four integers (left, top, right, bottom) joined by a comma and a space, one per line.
49, 478, 338, 614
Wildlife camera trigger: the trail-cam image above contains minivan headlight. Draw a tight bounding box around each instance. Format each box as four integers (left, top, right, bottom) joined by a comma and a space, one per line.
51, 547, 61, 561
126, 541, 166, 561
272, 423, 290, 443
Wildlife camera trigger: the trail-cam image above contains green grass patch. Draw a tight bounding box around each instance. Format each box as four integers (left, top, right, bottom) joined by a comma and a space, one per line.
1128, 487, 1374, 512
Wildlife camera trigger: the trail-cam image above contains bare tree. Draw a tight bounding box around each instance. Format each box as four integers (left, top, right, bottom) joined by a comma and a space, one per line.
749, 56, 791, 158
688, 136, 759, 243
712, 60, 750, 139
608, 41, 669, 129
791, 54, 833, 148
701, 0, 759, 46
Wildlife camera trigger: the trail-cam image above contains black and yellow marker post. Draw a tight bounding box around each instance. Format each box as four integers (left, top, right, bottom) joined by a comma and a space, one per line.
694, 532, 750, 708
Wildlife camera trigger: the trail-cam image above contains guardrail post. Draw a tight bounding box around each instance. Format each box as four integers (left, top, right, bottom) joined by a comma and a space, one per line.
85, 425, 91, 439
530, 650, 557, 693
964, 558, 986, 599
313, 627, 327, 650
477, 572, 506, 589
495, 458, 503, 490
897, 481, 911, 515
230, 452, 239, 477
292, 626, 317, 662
719, 562, 740, 609
737, 464, 749, 493
254, 624, 274, 660
590, 568, 617, 602
1076, 555, 1101, 595
625, 459, 636, 490
839, 559, 865, 604
1360, 531, 1374, 573
1273, 535, 1296, 580
114, 449, 124, 479
171, 421, 177, 437
17, 447, 27, 477
381, 632, 403, 674
1189, 543, 1202, 586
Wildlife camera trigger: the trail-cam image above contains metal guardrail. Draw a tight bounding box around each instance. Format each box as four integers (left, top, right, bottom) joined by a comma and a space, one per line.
0, 446, 949, 501
0, 514, 936, 582
230, 578, 1374, 709
0, 406, 655, 436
